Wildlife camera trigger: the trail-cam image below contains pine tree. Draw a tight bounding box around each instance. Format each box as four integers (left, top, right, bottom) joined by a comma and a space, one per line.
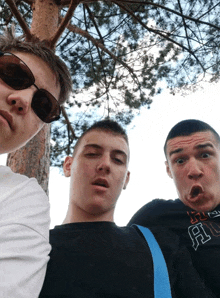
1, 0, 220, 192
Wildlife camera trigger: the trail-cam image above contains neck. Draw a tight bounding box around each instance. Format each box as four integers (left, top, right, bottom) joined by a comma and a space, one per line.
63, 203, 114, 224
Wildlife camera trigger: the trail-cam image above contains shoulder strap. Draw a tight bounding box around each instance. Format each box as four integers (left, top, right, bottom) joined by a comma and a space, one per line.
134, 225, 172, 298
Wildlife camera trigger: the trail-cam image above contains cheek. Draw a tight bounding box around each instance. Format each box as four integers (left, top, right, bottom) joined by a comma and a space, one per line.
83, 162, 95, 175
25, 120, 44, 139
72, 161, 93, 179
210, 165, 220, 182
172, 170, 187, 187
203, 160, 218, 176
117, 170, 128, 187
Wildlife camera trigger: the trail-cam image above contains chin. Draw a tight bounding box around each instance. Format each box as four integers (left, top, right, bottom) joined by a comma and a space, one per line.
192, 201, 215, 213
87, 203, 114, 216
87, 203, 107, 215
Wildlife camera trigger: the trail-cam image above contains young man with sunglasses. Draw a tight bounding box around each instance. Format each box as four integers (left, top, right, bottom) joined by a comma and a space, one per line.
0, 28, 72, 297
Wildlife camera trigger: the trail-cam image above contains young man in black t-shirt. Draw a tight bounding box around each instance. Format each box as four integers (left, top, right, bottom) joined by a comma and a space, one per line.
39, 119, 216, 298
129, 119, 220, 297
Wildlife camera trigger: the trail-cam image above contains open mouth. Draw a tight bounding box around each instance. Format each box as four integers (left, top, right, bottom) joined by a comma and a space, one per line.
92, 178, 109, 188
190, 185, 203, 199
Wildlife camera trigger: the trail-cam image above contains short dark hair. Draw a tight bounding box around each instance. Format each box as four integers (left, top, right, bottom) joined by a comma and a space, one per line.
164, 119, 220, 157
0, 27, 72, 105
73, 119, 129, 157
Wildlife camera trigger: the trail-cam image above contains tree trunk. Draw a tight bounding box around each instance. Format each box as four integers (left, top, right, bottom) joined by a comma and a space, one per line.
31, 0, 59, 41
7, 0, 60, 194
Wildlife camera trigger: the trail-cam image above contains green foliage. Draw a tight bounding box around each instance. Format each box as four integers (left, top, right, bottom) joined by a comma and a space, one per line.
1, 0, 220, 168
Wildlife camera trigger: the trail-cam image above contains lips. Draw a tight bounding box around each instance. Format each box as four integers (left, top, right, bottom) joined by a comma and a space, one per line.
189, 185, 204, 199
92, 178, 109, 188
0, 110, 14, 130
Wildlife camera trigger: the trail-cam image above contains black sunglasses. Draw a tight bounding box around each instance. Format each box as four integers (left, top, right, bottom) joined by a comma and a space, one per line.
0, 51, 61, 123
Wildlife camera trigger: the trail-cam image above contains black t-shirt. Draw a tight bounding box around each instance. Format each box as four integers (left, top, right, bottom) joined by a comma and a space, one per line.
128, 199, 220, 297
39, 221, 215, 298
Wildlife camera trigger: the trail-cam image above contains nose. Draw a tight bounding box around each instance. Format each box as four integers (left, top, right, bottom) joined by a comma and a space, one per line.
96, 155, 111, 174
7, 89, 33, 115
187, 158, 203, 180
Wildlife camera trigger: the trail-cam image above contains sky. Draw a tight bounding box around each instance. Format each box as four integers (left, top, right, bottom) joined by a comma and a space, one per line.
48, 80, 220, 228
1, 80, 220, 228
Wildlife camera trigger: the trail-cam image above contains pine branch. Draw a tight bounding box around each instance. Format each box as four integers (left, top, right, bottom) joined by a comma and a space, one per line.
198, 1, 220, 20
50, 0, 81, 47
60, 0, 98, 5
5, 0, 32, 39
61, 106, 77, 139
177, 0, 191, 51
117, 0, 220, 31
113, 0, 206, 73
84, 4, 104, 44
66, 21, 139, 83
83, 5, 109, 85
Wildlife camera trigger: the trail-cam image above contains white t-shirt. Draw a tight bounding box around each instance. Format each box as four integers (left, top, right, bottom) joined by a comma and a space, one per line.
0, 166, 51, 298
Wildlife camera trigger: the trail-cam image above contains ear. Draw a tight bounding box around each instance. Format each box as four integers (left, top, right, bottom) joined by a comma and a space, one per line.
165, 161, 173, 179
63, 156, 73, 177
123, 171, 130, 190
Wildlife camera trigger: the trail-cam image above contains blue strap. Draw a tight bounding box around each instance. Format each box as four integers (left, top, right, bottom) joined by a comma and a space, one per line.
135, 225, 172, 298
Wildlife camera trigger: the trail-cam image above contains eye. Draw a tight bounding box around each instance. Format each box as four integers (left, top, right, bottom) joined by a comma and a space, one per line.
176, 158, 185, 164
201, 152, 210, 159
114, 158, 124, 164
85, 152, 98, 157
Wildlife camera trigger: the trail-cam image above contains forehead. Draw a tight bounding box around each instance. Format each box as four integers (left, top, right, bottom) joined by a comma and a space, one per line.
12, 51, 60, 99
76, 130, 129, 154
166, 131, 219, 157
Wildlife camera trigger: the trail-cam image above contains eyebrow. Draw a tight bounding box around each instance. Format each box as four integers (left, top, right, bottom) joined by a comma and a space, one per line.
84, 144, 102, 150
194, 143, 214, 150
169, 148, 183, 157
84, 144, 128, 158
169, 142, 214, 157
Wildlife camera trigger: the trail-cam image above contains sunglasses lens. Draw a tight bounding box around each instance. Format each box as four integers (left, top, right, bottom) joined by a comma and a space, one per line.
0, 54, 34, 90
32, 89, 60, 123
0, 52, 60, 123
